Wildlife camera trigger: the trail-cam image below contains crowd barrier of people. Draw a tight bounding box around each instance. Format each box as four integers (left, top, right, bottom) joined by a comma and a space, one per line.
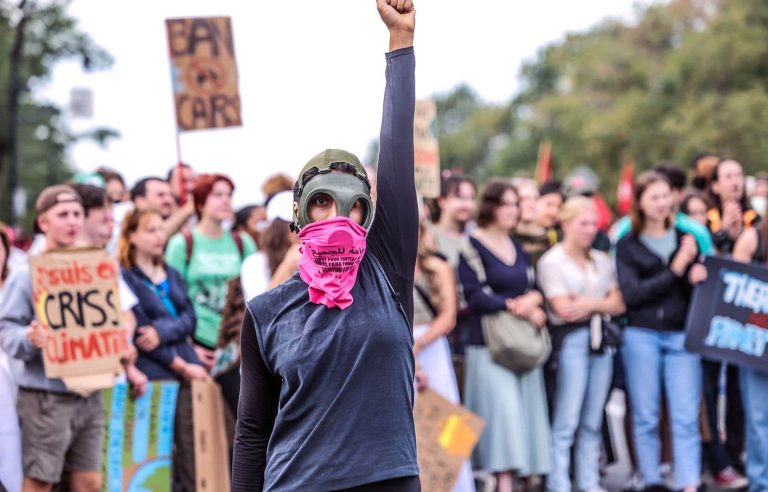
2, 2, 768, 492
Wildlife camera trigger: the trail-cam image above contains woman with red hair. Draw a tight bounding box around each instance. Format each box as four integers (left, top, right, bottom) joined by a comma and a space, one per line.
165, 174, 256, 388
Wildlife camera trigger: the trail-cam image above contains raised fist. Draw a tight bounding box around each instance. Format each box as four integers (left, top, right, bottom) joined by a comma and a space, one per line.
376, 0, 415, 51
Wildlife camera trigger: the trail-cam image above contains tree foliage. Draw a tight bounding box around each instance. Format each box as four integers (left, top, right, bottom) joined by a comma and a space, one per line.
434, 0, 768, 200
0, 0, 115, 229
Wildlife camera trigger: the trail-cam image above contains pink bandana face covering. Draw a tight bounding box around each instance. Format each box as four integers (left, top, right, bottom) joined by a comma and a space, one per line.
298, 216, 367, 310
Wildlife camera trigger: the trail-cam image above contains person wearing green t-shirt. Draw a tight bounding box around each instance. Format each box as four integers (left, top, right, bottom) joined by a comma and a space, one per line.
165, 174, 256, 368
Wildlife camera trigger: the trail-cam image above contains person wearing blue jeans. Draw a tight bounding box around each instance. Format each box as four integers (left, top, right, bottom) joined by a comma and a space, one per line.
733, 224, 768, 492
622, 328, 702, 489
538, 197, 625, 492
740, 368, 768, 492
615, 171, 706, 492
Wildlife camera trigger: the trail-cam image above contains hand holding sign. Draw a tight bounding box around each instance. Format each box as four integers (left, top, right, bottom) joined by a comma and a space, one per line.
27, 320, 46, 349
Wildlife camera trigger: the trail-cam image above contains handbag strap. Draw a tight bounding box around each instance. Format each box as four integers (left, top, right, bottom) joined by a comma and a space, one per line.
460, 237, 488, 284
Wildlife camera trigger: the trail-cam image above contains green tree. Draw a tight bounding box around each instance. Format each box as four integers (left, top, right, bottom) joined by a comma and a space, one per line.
0, 0, 116, 230
433, 0, 768, 203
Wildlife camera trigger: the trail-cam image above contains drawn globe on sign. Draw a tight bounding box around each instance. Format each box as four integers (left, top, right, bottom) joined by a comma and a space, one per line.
185, 58, 228, 95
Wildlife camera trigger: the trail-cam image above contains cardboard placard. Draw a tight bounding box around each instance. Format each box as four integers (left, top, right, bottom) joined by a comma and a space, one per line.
685, 256, 768, 371
30, 248, 126, 379
414, 389, 484, 492
192, 379, 231, 492
414, 99, 441, 199
102, 382, 179, 492
166, 16, 242, 131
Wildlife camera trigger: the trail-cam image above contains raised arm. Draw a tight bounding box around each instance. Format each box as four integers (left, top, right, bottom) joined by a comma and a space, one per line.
367, 0, 418, 324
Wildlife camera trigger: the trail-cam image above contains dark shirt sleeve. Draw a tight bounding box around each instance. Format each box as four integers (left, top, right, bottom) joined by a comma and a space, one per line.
232, 309, 281, 492
152, 277, 196, 344
457, 254, 509, 314
615, 238, 681, 308
366, 47, 418, 329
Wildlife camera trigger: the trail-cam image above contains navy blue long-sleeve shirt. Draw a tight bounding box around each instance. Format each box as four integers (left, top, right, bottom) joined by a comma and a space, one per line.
232, 47, 418, 492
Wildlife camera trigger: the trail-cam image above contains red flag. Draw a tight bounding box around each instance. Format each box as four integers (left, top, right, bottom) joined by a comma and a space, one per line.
535, 141, 552, 184
617, 162, 635, 216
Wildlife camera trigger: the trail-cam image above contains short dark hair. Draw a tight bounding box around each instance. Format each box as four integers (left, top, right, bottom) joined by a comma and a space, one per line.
96, 167, 125, 186
71, 184, 108, 216
690, 152, 718, 170
538, 179, 563, 199
477, 180, 517, 228
131, 177, 166, 202
654, 163, 687, 191
428, 174, 477, 222
235, 205, 262, 230
166, 163, 193, 183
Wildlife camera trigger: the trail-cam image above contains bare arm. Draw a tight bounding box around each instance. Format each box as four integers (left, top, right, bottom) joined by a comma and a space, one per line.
414, 257, 457, 352
733, 226, 758, 263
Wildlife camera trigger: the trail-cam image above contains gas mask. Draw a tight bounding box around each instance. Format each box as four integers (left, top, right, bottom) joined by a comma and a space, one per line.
292, 149, 374, 232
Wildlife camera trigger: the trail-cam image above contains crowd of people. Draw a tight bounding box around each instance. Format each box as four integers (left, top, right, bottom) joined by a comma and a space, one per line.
1, 1, 768, 491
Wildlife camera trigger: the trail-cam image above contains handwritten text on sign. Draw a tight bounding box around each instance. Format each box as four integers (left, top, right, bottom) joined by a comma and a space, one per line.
685, 256, 768, 371
414, 99, 441, 199
166, 17, 241, 131
30, 249, 126, 378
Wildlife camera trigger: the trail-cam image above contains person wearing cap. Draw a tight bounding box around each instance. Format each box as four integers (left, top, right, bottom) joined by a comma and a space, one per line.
232, 2, 419, 491
0, 185, 104, 492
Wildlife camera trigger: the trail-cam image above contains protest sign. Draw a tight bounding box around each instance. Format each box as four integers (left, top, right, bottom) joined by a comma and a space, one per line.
414, 99, 441, 199
102, 381, 179, 492
414, 389, 484, 492
192, 379, 231, 492
30, 248, 126, 379
685, 255, 768, 371
166, 16, 242, 131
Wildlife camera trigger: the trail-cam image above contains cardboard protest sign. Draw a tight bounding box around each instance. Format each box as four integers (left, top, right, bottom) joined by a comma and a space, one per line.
102, 381, 179, 492
415, 389, 484, 492
685, 255, 768, 371
192, 379, 231, 492
30, 248, 126, 379
414, 99, 441, 199
166, 16, 242, 131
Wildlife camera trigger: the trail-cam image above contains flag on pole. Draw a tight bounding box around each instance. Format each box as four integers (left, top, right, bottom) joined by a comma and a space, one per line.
617, 162, 635, 216
535, 141, 553, 184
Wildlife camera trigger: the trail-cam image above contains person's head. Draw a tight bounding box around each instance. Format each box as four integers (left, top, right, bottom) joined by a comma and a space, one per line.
536, 180, 564, 229
97, 168, 128, 204
35, 185, 85, 250
433, 174, 477, 227
234, 205, 266, 244
753, 173, 768, 198
654, 164, 687, 209
559, 196, 598, 251
0, 223, 11, 282
71, 184, 113, 249
291, 149, 373, 231
477, 180, 519, 232
514, 179, 539, 225
118, 208, 166, 268
691, 152, 719, 191
680, 192, 709, 226
631, 171, 673, 236
192, 174, 235, 223
710, 158, 748, 210
131, 177, 175, 219
167, 163, 196, 200
262, 173, 295, 204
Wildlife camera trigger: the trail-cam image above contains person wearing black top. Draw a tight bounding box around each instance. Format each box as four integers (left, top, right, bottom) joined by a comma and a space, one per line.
615, 172, 707, 492
232, 2, 419, 491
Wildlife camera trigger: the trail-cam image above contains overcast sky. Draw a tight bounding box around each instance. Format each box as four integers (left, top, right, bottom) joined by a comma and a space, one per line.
38, 0, 651, 206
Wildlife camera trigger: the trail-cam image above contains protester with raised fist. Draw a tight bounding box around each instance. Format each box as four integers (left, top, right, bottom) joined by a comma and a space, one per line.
615, 172, 706, 492
232, 1, 419, 490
